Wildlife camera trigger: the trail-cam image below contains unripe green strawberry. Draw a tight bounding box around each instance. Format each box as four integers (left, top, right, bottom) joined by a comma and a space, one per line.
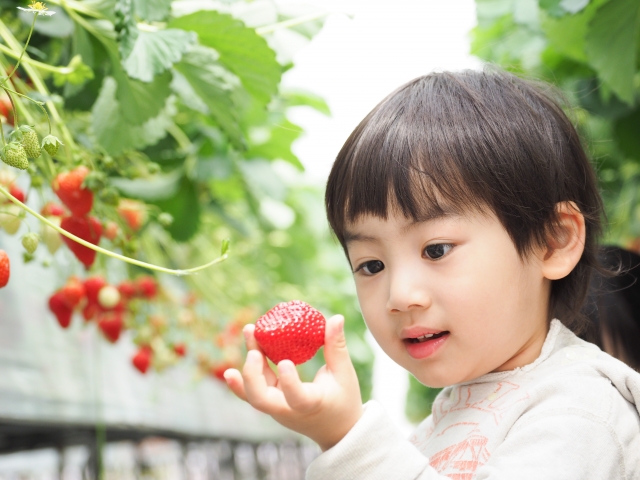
41, 135, 63, 157
21, 232, 39, 254
1, 142, 29, 170
0, 205, 22, 234
16, 126, 41, 159
41, 216, 63, 254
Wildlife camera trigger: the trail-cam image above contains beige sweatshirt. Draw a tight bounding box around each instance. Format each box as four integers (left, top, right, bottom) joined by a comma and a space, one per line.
306, 320, 640, 479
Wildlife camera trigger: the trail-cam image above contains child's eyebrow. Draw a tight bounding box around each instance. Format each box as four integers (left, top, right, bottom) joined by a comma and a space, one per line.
344, 211, 460, 245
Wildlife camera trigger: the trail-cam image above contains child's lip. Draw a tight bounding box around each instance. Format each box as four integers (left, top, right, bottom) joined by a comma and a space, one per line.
400, 325, 448, 339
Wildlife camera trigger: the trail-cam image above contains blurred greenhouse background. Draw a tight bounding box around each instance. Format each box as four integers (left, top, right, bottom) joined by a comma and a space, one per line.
0, 0, 638, 478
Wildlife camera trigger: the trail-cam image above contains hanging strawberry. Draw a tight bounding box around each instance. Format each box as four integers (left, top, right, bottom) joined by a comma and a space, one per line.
60, 215, 102, 268
52, 166, 93, 217
0, 250, 9, 288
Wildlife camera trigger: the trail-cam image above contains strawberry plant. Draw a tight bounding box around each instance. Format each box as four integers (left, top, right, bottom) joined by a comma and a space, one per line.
0, 0, 372, 398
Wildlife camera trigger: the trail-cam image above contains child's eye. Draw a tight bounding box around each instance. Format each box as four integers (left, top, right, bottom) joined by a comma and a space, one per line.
423, 243, 454, 260
355, 260, 385, 276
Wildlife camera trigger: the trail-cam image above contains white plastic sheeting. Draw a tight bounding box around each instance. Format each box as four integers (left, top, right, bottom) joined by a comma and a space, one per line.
0, 236, 290, 442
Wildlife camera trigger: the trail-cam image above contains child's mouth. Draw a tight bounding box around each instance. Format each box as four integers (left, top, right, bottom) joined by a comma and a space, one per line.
405, 331, 449, 343
403, 331, 450, 359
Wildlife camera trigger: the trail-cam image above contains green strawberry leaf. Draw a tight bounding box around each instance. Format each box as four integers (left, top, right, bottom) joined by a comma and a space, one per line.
122, 29, 197, 82
539, 0, 591, 16
151, 176, 201, 242
92, 76, 174, 155
173, 45, 248, 148
113, 67, 172, 125
585, 0, 639, 105
281, 89, 331, 116
134, 0, 173, 22
245, 118, 304, 170
53, 55, 95, 87
169, 11, 281, 108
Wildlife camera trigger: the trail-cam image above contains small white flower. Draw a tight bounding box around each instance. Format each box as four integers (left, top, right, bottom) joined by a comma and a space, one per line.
17, 2, 56, 16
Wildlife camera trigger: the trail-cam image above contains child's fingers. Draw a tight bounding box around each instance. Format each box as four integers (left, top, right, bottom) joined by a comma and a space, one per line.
244, 324, 278, 387
243, 324, 260, 350
223, 368, 248, 401
323, 315, 354, 378
277, 360, 322, 413
242, 350, 287, 413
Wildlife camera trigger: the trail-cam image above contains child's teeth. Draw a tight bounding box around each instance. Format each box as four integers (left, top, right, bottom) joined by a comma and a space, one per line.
418, 334, 434, 341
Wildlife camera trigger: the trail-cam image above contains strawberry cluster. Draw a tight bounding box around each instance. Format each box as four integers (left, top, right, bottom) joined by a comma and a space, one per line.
47, 274, 162, 373
51, 166, 102, 268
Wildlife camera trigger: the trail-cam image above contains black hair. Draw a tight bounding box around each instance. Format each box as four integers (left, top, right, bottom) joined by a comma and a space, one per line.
325, 68, 604, 334
582, 246, 640, 370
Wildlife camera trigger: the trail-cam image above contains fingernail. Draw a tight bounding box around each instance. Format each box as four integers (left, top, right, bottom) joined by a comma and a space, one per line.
243, 325, 252, 341
223, 369, 233, 381
278, 360, 293, 374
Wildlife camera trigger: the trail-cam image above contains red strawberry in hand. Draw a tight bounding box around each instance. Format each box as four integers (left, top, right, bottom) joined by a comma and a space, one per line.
52, 166, 93, 217
60, 215, 102, 268
132, 346, 152, 374
98, 312, 123, 343
254, 300, 326, 365
49, 291, 73, 328
0, 250, 9, 288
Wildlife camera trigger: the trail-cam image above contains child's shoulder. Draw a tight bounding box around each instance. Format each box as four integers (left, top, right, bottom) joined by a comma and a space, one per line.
513, 320, 640, 428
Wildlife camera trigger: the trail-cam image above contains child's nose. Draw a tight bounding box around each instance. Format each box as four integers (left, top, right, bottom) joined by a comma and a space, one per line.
386, 270, 431, 313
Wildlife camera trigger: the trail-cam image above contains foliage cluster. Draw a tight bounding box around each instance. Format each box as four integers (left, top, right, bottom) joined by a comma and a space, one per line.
0, 0, 372, 398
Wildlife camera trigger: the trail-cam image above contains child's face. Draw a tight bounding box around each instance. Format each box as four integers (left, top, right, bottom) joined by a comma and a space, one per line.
345, 208, 551, 388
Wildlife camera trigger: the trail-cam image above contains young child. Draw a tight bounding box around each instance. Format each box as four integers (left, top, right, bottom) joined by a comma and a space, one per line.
224, 69, 640, 479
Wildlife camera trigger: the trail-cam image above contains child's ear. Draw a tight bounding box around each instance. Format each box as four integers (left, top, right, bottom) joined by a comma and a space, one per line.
541, 201, 586, 280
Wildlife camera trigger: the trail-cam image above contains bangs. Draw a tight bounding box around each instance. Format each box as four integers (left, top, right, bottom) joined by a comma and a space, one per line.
326, 72, 502, 245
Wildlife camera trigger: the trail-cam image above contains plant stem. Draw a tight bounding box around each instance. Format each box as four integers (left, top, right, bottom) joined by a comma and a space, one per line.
0, 184, 228, 275
0, 43, 75, 75
1, 14, 37, 86
0, 19, 76, 155
2, 85, 52, 134
0, 117, 6, 146
2, 87, 18, 127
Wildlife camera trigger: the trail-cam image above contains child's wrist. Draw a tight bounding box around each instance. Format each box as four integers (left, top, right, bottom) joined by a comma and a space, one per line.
316, 404, 364, 452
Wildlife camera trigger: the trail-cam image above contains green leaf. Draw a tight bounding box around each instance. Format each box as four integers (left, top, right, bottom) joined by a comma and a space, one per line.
122, 29, 196, 82
237, 159, 287, 200
91, 77, 174, 155
89, 28, 172, 124
134, 0, 173, 22
169, 11, 281, 108
245, 119, 304, 169
560, 0, 591, 13
151, 176, 201, 241
282, 89, 331, 116
53, 55, 94, 87
110, 168, 183, 200
613, 108, 640, 160
585, 0, 640, 104
540, 0, 591, 16
113, 68, 172, 125
173, 45, 247, 147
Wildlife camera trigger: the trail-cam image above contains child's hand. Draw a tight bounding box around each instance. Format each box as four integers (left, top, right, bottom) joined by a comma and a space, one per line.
224, 315, 363, 451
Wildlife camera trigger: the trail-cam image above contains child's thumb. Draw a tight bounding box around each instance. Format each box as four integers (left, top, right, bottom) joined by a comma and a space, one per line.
324, 315, 353, 374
